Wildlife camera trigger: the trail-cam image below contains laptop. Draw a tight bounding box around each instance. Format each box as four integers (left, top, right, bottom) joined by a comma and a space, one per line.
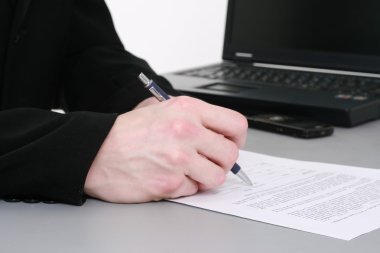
164, 0, 380, 127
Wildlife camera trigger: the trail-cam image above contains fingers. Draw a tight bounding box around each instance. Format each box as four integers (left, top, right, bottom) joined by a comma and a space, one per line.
202, 106, 248, 148
158, 96, 245, 190
183, 153, 227, 190
86, 96, 248, 204
166, 97, 248, 148
196, 100, 247, 147
167, 177, 199, 199
195, 128, 239, 173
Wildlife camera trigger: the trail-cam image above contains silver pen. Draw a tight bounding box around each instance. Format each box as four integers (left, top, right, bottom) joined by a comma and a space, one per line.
138, 72, 253, 186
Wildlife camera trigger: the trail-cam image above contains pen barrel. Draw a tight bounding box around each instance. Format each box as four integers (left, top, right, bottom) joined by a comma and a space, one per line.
148, 82, 170, 101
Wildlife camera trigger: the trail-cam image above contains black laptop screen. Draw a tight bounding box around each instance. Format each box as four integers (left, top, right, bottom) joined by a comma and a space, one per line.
224, 0, 380, 73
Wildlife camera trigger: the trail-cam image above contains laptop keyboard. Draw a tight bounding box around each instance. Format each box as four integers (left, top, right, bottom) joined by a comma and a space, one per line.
179, 65, 380, 99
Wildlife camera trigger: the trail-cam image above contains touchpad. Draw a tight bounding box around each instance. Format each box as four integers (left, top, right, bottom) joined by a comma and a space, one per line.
198, 83, 255, 93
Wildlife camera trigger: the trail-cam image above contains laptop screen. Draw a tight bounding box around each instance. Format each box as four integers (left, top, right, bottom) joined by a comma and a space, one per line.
223, 0, 380, 74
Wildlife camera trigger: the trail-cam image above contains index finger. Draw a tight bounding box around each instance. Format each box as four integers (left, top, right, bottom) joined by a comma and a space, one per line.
197, 100, 248, 148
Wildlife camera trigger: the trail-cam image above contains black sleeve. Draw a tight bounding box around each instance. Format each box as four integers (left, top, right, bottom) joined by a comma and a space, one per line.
0, 108, 116, 205
62, 0, 180, 113
0, 0, 179, 205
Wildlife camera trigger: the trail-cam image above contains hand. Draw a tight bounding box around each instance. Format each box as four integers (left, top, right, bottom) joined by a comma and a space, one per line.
133, 96, 161, 110
84, 96, 248, 203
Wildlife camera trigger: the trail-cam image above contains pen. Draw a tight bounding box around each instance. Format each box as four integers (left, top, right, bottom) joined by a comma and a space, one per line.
138, 72, 253, 186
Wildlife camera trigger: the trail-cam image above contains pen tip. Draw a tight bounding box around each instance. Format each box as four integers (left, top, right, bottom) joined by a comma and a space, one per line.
236, 170, 253, 186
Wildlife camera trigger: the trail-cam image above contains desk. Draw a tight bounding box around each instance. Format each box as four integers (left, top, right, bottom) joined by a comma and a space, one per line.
1, 120, 379, 253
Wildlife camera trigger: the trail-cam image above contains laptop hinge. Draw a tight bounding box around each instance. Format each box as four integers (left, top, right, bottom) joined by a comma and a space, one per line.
253, 62, 380, 78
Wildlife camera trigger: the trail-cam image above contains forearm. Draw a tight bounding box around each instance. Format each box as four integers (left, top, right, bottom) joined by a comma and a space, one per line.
0, 108, 116, 205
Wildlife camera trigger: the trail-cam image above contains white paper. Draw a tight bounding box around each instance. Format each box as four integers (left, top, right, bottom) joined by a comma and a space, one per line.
171, 150, 380, 240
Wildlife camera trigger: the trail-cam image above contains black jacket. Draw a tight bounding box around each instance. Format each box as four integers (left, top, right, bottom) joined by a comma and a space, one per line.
0, 0, 178, 205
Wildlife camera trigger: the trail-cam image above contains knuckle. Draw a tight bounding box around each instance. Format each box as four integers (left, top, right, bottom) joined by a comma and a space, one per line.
230, 112, 248, 147
210, 171, 226, 188
227, 144, 240, 167
163, 150, 191, 166
220, 141, 239, 170
229, 143, 240, 163
216, 172, 227, 186
154, 174, 183, 195
167, 119, 198, 138
234, 112, 249, 133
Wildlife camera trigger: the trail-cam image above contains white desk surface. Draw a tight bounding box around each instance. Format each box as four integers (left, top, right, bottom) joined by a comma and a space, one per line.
2, 120, 379, 253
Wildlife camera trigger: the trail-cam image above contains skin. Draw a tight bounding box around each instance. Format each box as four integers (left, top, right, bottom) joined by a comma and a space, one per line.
84, 96, 248, 203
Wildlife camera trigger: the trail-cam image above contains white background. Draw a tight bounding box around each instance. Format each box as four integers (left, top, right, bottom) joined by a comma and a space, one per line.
105, 0, 228, 74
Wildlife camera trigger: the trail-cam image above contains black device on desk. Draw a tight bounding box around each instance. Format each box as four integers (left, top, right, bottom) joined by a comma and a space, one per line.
246, 114, 334, 138
164, 0, 380, 127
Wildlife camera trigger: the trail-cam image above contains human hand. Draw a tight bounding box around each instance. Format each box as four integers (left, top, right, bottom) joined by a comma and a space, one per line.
133, 96, 161, 110
84, 96, 248, 203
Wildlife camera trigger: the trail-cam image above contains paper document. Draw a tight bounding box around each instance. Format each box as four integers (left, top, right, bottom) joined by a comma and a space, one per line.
171, 151, 380, 240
